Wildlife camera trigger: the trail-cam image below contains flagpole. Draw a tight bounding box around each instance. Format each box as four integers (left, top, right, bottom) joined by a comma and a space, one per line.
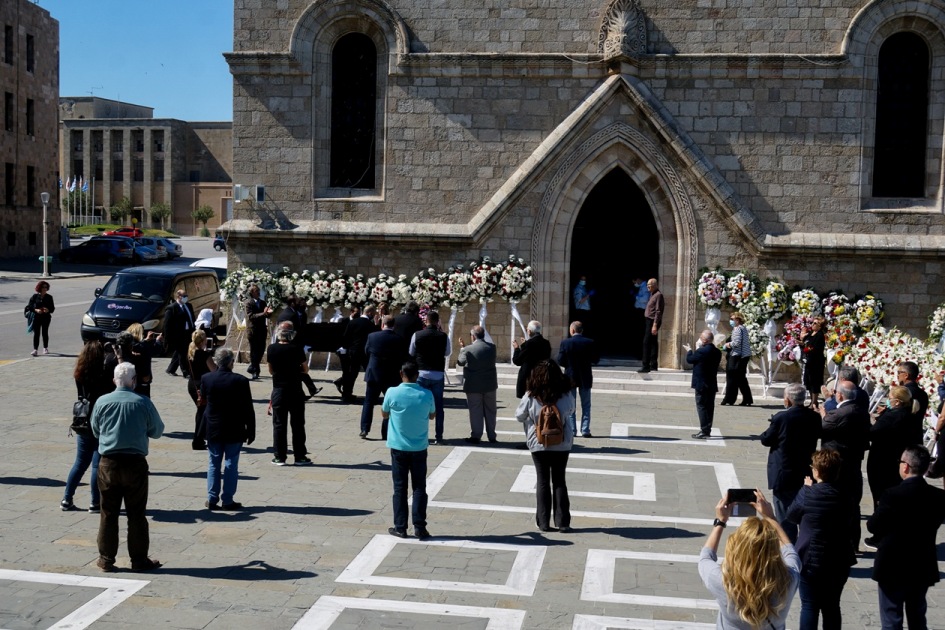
92, 177, 96, 224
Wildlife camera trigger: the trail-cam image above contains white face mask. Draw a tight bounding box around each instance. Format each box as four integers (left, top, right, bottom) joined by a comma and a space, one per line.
180, 296, 189, 304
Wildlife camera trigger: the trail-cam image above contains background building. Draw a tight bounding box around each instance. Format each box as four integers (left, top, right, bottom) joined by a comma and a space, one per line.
0, 0, 59, 259
59, 96, 232, 235
223, 0, 945, 364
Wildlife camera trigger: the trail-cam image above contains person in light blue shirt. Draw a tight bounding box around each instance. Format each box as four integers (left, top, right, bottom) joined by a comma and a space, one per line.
90, 362, 164, 573
382, 362, 436, 541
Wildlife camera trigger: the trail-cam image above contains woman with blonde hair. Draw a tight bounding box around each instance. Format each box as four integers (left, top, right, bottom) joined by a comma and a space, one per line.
699, 489, 801, 628
867, 385, 916, 509
186, 329, 217, 450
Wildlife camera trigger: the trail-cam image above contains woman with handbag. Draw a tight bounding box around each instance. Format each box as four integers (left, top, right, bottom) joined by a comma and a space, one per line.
187, 329, 217, 450
61, 341, 114, 512
27, 280, 55, 356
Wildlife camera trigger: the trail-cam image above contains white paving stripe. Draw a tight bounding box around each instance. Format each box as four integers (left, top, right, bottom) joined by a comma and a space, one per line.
0, 569, 149, 630
335, 534, 546, 596
572, 615, 715, 630
582, 549, 719, 610
610, 422, 727, 447
510, 466, 657, 502
293, 596, 526, 630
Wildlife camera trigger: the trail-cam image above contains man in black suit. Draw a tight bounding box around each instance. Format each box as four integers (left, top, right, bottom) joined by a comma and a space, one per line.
360, 316, 408, 439
898, 361, 929, 444
243, 284, 271, 379
338, 305, 377, 403
557, 321, 600, 437
200, 347, 255, 510
512, 320, 551, 399
867, 445, 945, 629
760, 382, 822, 542
163, 288, 196, 378
278, 295, 319, 397
820, 380, 871, 550
685, 329, 722, 439
394, 300, 424, 342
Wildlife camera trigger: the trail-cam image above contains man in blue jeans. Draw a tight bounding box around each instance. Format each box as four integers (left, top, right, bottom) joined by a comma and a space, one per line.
409, 310, 451, 444
383, 362, 436, 540
556, 320, 599, 438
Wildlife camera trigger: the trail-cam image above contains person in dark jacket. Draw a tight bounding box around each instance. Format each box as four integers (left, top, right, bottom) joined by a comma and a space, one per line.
277, 295, 319, 397
512, 320, 552, 399
360, 316, 408, 439
821, 365, 869, 413
243, 284, 272, 379
786, 448, 856, 630
867, 386, 917, 509
186, 329, 216, 450
556, 321, 600, 437
27, 280, 55, 356
760, 383, 822, 542
393, 300, 424, 342
819, 379, 870, 551
867, 445, 945, 630
800, 316, 827, 408
409, 310, 451, 444
339, 305, 377, 403
200, 347, 255, 510
685, 329, 722, 439
163, 288, 197, 378
897, 361, 928, 444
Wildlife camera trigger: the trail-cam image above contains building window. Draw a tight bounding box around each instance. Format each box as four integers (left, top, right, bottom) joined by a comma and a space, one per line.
133, 158, 144, 182
4, 92, 12, 132
111, 130, 123, 153
25, 34, 34, 73
28, 231, 36, 246
113, 159, 123, 182
153, 130, 164, 153
154, 159, 164, 181
5, 162, 14, 205
94, 158, 103, 181
330, 33, 377, 189
189, 170, 200, 183
26, 166, 35, 206
25, 99, 34, 136
872, 32, 930, 198
3, 25, 11, 65
73, 160, 83, 179
6, 232, 14, 247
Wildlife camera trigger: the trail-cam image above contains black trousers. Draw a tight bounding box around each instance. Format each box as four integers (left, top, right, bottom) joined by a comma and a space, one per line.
341, 354, 362, 398
722, 355, 752, 404
642, 318, 659, 369
695, 389, 716, 434
839, 462, 864, 550
248, 330, 267, 375
531, 450, 570, 529
167, 341, 192, 377
271, 388, 307, 461
32, 315, 50, 350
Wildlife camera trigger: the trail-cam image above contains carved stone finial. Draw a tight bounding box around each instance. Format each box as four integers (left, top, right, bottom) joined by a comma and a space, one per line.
599, 0, 647, 58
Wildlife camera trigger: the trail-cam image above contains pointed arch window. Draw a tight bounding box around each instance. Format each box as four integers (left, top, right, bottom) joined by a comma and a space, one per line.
330, 33, 377, 189
872, 32, 930, 198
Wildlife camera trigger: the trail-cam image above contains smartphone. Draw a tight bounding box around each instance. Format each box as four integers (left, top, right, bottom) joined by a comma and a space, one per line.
205, 339, 214, 351
727, 488, 757, 517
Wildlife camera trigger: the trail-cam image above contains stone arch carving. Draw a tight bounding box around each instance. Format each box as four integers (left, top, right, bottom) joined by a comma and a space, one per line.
532, 122, 698, 367
598, 0, 648, 58
290, 0, 409, 69
843, 0, 945, 60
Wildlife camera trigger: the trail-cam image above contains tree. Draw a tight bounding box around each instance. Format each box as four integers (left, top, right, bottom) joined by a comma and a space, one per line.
192, 204, 215, 237
149, 202, 172, 230
60, 190, 93, 222
110, 197, 133, 224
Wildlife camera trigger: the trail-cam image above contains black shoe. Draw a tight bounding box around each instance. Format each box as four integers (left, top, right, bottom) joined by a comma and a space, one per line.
415, 527, 431, 541
388, 527, 408, 538
309, 386, 322, 396
558, 526, 572, 533
205, 500, 220, 511
303, 394, 313, 401
294, 457, 313, 465
464, 437, 482, 444
582, 432, 593, 438
359, 431, 368, 439
488, 438, 498, 443
165, 370, 178, 376
333, 380, 343, 395
720, 401, 733, 406
192, 443, 207, 451
691, 432, 710, 439
650, 367, 658, 372
60, 499, 77, 511
221, 502, 243, 511
130, 558, 162, 572
431, 438, 446, 446
637, 368, 650, 373
538, 525, 557, 533
738, 402, 753, 407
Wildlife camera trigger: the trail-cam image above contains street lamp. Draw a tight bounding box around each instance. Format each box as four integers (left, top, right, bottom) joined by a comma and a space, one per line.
40, 191, 50, 278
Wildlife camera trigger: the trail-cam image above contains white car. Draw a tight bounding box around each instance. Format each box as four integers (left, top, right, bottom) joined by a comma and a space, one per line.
190, 256, 227, 281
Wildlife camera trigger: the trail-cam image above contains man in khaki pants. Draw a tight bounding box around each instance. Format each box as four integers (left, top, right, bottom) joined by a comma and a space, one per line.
457, 326, 498, 443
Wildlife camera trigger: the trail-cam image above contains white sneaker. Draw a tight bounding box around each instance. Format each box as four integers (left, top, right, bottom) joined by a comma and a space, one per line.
43, 348, 49, 355
30, 350, 37, 356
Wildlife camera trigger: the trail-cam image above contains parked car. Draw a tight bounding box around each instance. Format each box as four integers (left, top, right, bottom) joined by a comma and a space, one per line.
213, 235, 226, 251
59, 238, 134, 265
136, 236, 169, 261
92, 235, 159, 264
80, 266, 223, 343
157, 237, 183, 259
102, 226, 144, 238
190, 256, 227, 282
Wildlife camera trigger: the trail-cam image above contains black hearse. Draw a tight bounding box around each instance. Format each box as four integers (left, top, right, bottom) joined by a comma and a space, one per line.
80, 266, 222, 343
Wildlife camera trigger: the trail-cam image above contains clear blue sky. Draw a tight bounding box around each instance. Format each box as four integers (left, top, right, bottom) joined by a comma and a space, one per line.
40, 0, 233, 121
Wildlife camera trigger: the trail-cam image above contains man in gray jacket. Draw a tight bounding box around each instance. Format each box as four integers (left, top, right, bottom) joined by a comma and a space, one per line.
457, 325, 498, 443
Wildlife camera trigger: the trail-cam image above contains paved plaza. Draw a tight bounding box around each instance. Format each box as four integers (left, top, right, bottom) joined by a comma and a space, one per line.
2, 355, 944, 629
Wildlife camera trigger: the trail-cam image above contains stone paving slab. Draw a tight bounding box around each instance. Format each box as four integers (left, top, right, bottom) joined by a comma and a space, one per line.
1, 355, 943, 628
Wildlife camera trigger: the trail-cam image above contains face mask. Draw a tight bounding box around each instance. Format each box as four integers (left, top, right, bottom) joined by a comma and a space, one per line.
180, 296, 188, 304
884, 398, 891, 407
728, 319, 735, 327
579, 280, 586, 286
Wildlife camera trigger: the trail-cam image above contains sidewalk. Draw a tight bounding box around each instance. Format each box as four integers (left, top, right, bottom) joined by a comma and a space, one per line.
0, 256, 98, 280
0, 354, 938, 628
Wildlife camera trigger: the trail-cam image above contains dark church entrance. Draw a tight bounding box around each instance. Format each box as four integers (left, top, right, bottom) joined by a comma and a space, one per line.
569, 168, 659, 359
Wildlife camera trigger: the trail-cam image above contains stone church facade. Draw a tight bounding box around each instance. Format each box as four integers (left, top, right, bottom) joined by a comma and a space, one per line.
224, 0, 945, 366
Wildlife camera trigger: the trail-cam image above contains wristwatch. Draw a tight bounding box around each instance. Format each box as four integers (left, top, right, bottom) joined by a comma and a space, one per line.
713, 518, 727, 528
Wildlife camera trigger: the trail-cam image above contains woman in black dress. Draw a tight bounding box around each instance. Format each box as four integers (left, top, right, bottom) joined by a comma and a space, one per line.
801, 316, 826, 408
187, 329, 217, 450
27, 280, 55, 356
867, 386, 916, 508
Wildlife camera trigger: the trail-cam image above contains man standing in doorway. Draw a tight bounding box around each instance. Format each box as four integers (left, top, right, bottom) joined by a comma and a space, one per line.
572, 275, 592, 337
639, 278, 663, 373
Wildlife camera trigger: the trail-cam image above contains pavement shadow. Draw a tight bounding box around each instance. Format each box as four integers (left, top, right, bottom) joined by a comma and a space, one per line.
311, 460, 390, 472
162, 431, 194, 440
155, 560, 317, 581
0, 476, 63, 487
578, 525, 703, 539
149, 508, 255, 524
572, 444, 650, 456
149, 471, 260, 481
432, 532, 574, 547
243, 505, 373, 518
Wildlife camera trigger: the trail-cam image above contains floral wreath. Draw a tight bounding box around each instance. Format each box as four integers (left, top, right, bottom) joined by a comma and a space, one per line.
695, 268, 727, 308
790, 289, 822, 317
725, 272, 757, 309
469, 256, 503, 304
498, 255, 533, 303
411, 268, 445, 307
442, 265, 473, 308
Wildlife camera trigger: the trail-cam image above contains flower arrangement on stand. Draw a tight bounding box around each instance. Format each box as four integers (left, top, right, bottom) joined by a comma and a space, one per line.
725, 272, 757, 310
328, 272, 349, 308
369, 273, 394, 306
442, 265, 473, 308
930, 303, 945, 344
825, 312, 857, 366
469, 256, 503, 303
696, 269, 727, 307
220, 267, 282, 308
497, 255, 533, 303
745, 321, 770, 356
775, 315, 816, 363
758, 281, 789, 321
821, 291, 851, 324
411, 268, 445, 308
854, 293, 884, 332
345, 274, 370, 308
390, 274, 412, 307
310, 270, 334, 309
790, 289, 822, 317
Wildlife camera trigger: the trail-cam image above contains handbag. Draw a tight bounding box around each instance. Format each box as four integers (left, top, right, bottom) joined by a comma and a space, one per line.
70, 386, 92, 435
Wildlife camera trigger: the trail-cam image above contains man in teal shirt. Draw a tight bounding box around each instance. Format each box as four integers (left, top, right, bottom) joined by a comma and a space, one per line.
382, 361, 435, 540
91, 362, 164, 573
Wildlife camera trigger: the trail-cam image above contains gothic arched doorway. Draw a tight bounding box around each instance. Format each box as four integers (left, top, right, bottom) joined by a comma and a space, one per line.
569, 168, 659, 358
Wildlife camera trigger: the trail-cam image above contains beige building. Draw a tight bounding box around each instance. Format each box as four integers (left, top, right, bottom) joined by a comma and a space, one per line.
0, 0, 59, 259
223, 0, 945, 365
59, 97, 233, 235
